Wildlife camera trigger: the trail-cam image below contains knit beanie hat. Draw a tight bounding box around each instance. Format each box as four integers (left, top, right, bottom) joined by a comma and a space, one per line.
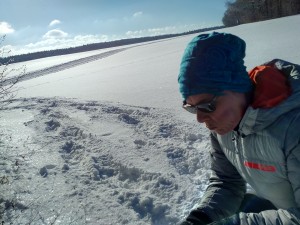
178, 32, 253, 100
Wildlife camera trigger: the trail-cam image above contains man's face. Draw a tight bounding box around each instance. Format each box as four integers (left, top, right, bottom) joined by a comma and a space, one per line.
185, 91, 247, 135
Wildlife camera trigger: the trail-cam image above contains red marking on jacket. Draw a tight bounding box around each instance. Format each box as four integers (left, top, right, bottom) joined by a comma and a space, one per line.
244, 161, 276, 172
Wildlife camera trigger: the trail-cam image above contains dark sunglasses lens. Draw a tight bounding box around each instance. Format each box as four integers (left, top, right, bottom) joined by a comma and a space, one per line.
197, 105, 215, 113
182, 97, 216, 114
183, 104, 197, 114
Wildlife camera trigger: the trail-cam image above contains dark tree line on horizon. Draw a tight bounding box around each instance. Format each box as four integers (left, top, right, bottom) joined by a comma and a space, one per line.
223, 0, 300, 26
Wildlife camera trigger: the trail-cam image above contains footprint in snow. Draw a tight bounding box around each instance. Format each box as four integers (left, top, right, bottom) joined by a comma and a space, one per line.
39, 164, 56, 177
118, 113, 139, 125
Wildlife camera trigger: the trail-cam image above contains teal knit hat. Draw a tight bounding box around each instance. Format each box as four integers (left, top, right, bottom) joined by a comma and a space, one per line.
178, 32, 253, 100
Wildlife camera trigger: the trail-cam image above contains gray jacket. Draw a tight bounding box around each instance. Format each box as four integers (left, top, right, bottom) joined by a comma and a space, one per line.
197, 59, 300, 225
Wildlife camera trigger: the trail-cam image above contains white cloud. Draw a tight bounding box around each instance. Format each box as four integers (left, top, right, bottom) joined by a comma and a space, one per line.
8, 34, 113, 55
125, 26, 178, 38
73, 34, 109, 44
133, 11, 143, 18
0, 44, 14, 57
0, 21, 15, 35
49, 19, 61, 27
126, 30, 143, 36
43, 29, 68, 39
125, 23, 216, 38
6, 22, 217, 56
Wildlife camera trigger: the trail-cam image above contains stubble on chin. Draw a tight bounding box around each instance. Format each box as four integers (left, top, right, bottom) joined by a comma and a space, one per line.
213, 123, 235, 135
205, 122, 216, 130
215, 129, 228, 135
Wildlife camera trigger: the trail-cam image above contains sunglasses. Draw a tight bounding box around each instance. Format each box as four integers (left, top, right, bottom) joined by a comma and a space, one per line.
182, 96, 218, 114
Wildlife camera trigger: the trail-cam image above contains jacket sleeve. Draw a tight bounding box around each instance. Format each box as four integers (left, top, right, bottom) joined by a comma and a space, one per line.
193, 132, 246, 222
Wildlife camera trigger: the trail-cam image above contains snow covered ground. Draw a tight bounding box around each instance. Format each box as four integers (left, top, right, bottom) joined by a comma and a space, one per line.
1, 15, 300, 225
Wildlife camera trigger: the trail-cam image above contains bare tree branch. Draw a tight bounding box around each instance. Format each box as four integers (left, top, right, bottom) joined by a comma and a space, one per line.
0, 35, 26, 108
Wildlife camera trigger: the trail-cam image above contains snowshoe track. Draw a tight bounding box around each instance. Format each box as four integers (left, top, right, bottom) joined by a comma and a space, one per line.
4, 47, 128, 85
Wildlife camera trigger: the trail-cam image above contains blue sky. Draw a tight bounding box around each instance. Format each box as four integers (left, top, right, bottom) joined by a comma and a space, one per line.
0, 0, 227, 55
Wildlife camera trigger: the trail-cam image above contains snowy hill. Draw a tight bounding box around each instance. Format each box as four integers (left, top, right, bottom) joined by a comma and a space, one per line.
1, 15, 300, 225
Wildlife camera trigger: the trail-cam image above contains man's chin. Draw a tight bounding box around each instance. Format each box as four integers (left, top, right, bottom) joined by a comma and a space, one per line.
214, 128, 231, 135
205, 124, 232, 135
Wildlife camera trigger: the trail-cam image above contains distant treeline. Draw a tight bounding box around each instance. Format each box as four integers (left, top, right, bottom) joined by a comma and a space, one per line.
223, 0, 300, 26
0, 26, 224, 64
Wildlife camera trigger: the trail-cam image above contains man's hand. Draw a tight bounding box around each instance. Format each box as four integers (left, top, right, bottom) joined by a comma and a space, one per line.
209, 214, 240, 225
178, 209, 212, 225
179, 214, 240, 225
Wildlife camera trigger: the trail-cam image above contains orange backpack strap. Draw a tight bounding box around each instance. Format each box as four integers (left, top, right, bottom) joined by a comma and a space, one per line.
249, 65, 291, 109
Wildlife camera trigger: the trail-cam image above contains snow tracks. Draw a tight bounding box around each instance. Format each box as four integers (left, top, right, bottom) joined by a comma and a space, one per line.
3, 48, 128, 85
0, 97, 211, 225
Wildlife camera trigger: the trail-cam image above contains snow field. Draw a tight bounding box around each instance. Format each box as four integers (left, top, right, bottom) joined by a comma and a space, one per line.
1, 97, 210, 224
